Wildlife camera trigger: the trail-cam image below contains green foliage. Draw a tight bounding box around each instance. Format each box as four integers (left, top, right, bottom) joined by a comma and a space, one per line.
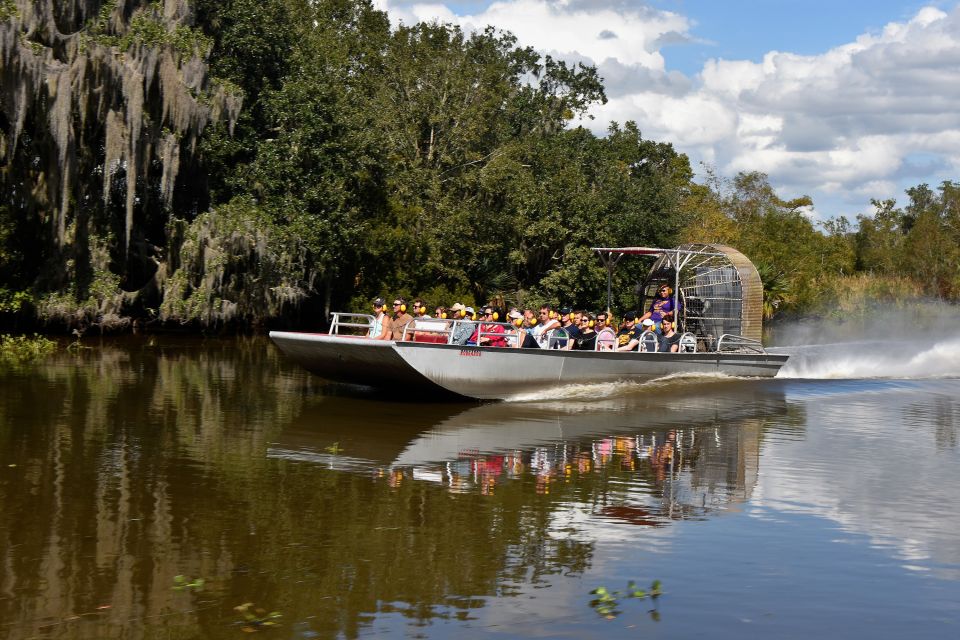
855, 181, 960, 299
0, 0, 19, 20
89, 2, 212, 56
0, 289, 31, 314
3, 0, 957, 332
0, 334, 57, 365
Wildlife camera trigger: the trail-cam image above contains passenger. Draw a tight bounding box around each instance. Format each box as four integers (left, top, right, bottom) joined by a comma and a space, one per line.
574, 313, 597, 350
558, 307, 581, 350
412, 299, 430, 319
519, 310, 540, 348
658, 319, 681, 353
473, 307, 507, 347
392, 297, 415, 340
523, 308, 537, 328
434, 305, 447, 320
615, 311, 643, 352
640, 284, 680, 328
533, 305, 561, 349
449, 303, 474, 345
369, 297, 393, 340
596, 311, 614, 332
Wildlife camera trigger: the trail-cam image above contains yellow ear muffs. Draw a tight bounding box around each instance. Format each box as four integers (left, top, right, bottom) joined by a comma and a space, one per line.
548, 310, 556, 319
492, 311, 499, 321
471, 313, 477, 321
531, 318, 537, 325
418, 305, 426, 314
513, 318, 522, 327
634, 317, 640, 324
458, 309, 466, 318
441, 312, 448, 319
400, 303, 407, 313
588, 320, 595, 328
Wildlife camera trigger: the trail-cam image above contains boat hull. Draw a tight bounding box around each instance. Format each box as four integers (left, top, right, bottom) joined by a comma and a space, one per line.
270, 331, 789, 400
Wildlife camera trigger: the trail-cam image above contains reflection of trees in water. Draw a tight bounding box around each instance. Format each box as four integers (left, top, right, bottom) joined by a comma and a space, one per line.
0, 344, 798, 638
0, 339, 315, 638
903, 396, 959, 451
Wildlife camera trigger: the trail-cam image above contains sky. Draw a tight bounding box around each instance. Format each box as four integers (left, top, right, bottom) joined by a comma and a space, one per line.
371, 0, 960, 222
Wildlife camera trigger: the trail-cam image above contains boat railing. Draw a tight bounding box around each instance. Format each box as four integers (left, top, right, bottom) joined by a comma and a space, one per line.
638, 330, 659, 352
716, 333, 766, 354
401, 319, 523, 347
329, 313, 375, 336
678, 332, 697, 353
595, 328, 616, 351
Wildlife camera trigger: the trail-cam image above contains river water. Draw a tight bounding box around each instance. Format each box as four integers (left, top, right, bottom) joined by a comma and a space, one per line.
1, 336, 959, 639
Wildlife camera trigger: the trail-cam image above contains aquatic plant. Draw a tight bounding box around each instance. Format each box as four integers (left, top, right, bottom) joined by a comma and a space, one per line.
234, 603, 281, 632
0, 334, 56, 364
171, 575, 204, 591
589, 579, 662, 619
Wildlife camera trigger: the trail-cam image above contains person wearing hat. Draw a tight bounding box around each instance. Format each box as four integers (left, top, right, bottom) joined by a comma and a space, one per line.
616, 311, 643, 352
640, 282, 681, 329
369, 298, 394, 340
449, 303, 475, 345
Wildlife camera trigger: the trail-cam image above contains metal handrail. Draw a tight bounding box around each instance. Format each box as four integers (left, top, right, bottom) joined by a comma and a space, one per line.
329, 312, 375, 336
546, 328, 569, 350
401, 319, 521, 347
595, 328, 616, 351
638, 330, 659, 353
678, 332, 697, 353
716, 334, 766, 354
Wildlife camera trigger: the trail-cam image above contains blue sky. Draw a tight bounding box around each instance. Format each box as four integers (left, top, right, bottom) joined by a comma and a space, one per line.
378, 1, 960, 220
653, 0, 943, 74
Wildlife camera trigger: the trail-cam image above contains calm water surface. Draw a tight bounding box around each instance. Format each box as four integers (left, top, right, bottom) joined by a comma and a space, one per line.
1, 336, 959, 639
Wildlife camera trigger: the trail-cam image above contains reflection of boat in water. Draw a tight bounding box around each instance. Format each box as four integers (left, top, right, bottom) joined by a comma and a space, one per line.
268, 381, 792, 521
269, 381, 789, 468
270, 245, 789, 400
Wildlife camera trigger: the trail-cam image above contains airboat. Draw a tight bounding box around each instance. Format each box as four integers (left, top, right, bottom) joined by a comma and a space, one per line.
269, 244, 788, 400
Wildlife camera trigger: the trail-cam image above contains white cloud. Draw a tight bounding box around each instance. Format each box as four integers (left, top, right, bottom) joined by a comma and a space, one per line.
375, 1, 960, 219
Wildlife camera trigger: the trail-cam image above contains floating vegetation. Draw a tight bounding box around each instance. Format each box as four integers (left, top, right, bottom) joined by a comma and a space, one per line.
172, 575, 204, 591
0, 334, 56, 365
234, 603, 281, 633
589, 580, 663, 619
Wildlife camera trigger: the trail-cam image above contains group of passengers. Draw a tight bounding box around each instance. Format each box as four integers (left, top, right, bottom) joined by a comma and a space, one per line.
368, 283, 682, 353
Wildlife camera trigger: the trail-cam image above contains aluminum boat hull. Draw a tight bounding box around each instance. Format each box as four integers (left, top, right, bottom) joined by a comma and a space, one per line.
269, 331, 788, 400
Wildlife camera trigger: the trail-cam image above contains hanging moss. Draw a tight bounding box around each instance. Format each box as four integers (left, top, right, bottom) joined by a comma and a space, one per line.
159, 198, 314, 328
0, 0, 240, 330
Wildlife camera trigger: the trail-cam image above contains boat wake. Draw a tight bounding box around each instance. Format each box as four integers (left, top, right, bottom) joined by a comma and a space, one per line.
774, 335, 960, 379
503, 372, 737, 403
